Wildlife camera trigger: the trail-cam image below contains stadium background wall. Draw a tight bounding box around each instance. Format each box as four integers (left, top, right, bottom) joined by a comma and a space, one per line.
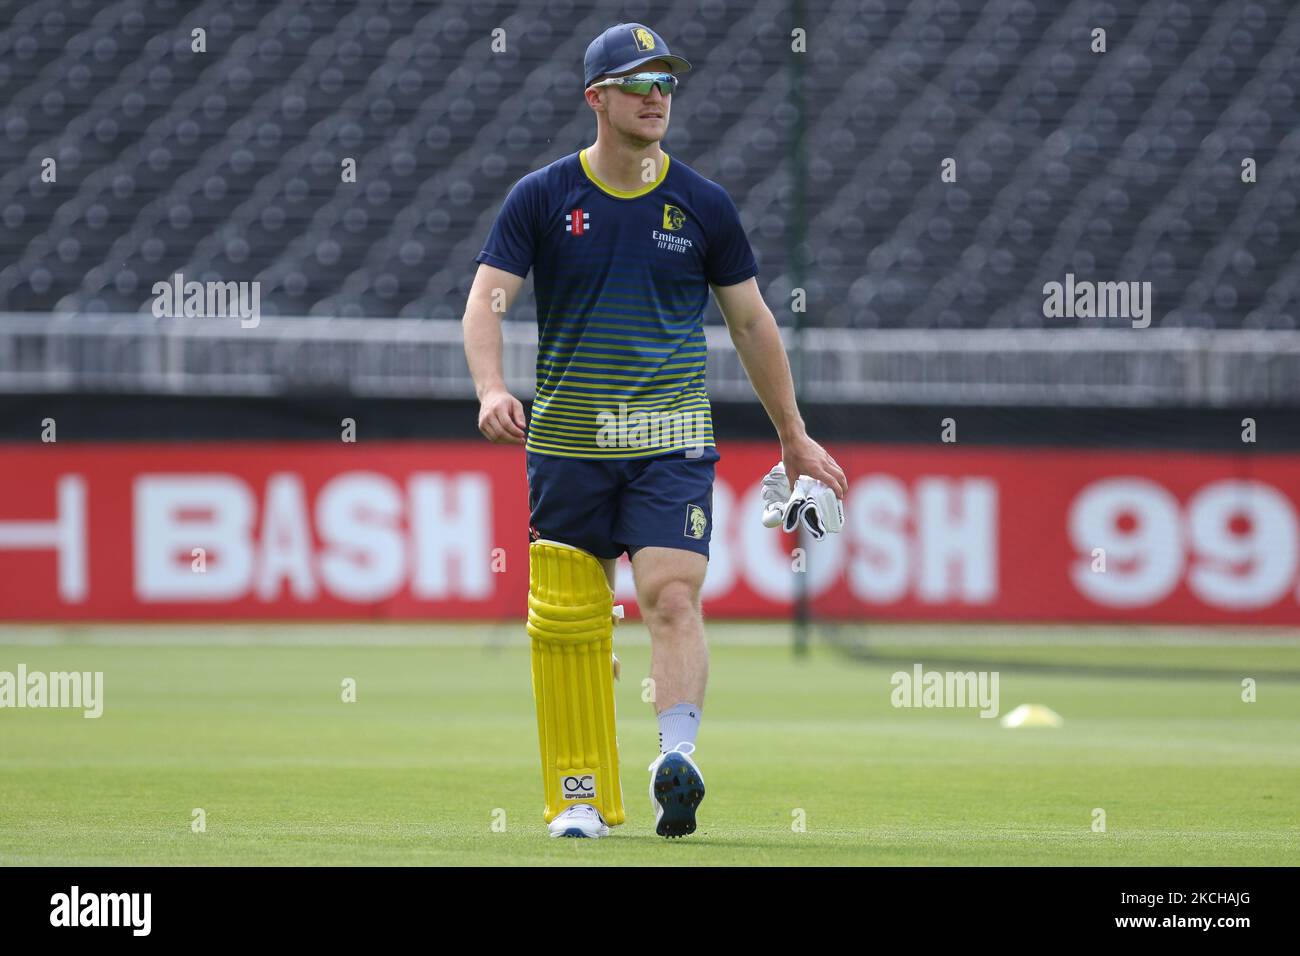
1, 395, 1297, 624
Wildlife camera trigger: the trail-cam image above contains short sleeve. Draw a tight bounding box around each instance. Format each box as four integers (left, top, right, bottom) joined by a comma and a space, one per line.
705, 188, 758, 286
475, 175, 538, 278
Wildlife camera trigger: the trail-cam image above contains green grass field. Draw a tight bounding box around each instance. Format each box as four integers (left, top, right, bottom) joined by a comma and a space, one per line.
1, 622, 1298, 866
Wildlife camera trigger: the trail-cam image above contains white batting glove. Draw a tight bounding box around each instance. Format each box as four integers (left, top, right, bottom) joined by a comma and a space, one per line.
796, 480, 844, 539
760, 461, 793, 527
759, 462, 844, 539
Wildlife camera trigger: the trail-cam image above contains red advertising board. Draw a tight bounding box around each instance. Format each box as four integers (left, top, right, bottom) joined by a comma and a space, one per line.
1, 442, 1298, 623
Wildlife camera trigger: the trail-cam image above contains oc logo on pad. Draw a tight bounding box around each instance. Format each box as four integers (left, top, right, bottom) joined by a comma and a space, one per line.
562, 774, 596, 799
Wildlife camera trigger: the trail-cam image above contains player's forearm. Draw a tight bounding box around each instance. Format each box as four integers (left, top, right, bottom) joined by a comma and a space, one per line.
461, 305, 509, 399
727, 313, 806, 442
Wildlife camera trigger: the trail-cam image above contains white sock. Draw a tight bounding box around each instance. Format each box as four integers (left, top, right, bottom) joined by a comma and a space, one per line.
657, 702, 701, 754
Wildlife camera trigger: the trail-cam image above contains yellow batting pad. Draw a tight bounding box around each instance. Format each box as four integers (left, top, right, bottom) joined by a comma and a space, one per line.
526, 540, 625, 826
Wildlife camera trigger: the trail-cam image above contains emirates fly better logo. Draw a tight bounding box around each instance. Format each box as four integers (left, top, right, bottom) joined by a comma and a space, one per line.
654, 204, 692, 254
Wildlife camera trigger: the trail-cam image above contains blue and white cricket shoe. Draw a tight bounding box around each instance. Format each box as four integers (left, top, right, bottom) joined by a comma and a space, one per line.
648, 742, 705, 838
547, 803, 610, 839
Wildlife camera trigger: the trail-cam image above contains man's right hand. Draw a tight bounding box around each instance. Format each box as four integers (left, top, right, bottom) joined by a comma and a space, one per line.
477, 387, 527, 444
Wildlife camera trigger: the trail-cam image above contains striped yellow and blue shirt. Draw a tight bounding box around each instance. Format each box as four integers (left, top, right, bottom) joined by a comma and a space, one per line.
475, 148, 758, 459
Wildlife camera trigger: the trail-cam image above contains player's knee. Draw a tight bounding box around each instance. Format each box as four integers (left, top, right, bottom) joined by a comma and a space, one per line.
643, 578, 700, 629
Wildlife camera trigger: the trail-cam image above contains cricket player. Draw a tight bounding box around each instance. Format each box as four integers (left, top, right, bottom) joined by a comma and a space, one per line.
462, 22, 846, 839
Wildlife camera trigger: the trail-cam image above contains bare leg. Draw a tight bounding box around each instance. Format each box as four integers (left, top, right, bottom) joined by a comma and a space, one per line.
629, 546, 709, 712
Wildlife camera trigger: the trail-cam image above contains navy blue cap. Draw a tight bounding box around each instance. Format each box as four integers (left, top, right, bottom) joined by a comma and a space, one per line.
584, 23, 691, 89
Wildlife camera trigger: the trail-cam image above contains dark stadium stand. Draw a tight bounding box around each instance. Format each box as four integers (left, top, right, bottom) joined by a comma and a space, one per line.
1, 0, 1297, 329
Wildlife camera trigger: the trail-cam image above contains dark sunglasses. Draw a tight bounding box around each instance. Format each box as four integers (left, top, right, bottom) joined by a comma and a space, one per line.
589, 72, 678, 96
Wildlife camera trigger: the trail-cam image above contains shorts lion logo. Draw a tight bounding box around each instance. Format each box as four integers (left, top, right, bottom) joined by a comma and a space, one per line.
633, 28, 656, 51
684, 504, 707, 539
663, 204, 686, 230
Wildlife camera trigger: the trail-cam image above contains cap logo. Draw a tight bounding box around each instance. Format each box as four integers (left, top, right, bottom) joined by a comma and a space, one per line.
632, 27, 656, 51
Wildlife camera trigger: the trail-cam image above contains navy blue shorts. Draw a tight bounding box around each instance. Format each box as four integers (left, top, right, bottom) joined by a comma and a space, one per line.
526, 446, 720, 560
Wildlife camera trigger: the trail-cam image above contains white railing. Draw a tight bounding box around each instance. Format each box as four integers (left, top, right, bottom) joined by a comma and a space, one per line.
1, 312, 1298, 406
